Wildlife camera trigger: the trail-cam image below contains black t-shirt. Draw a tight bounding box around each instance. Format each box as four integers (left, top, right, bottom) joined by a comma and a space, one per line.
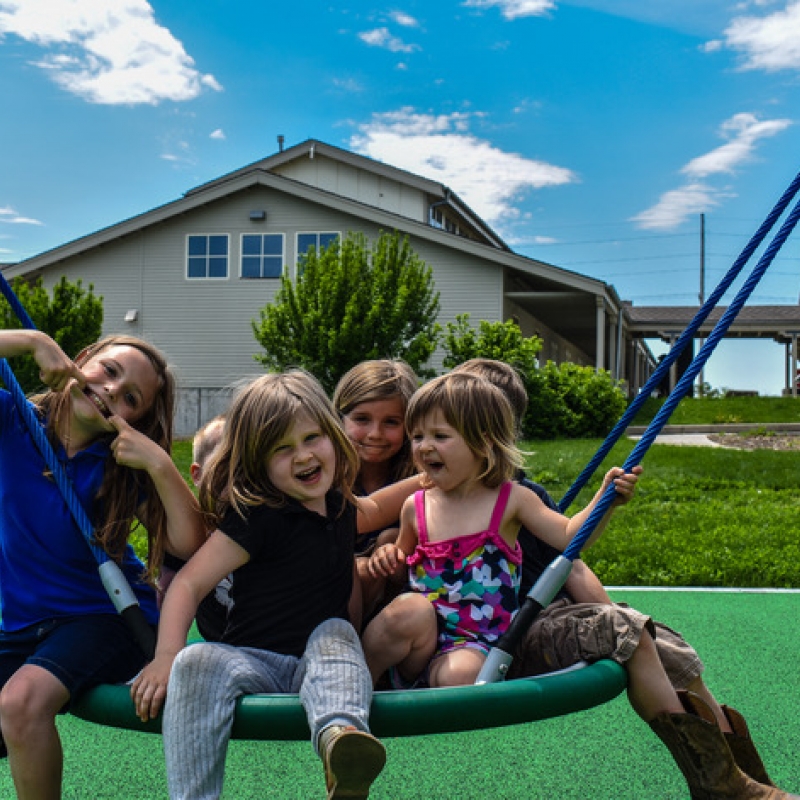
218, 490, 355, 657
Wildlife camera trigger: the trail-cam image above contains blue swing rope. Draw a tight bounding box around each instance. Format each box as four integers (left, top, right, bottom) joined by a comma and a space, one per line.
0, 273, 156, 658
477, 184, 800, 685
558, 167, 800, 513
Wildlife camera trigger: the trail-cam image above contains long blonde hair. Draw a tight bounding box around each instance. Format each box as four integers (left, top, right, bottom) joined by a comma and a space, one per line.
333, 359, 418, 484
406, 372, 523, 488
34, 335, 175, 581
200, 370, 359, 523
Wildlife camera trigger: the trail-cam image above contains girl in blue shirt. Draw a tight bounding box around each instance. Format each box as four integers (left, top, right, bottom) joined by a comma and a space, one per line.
0, 329, 205, 799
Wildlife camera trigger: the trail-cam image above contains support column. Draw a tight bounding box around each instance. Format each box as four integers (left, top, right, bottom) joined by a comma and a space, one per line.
595, 296, 605, 371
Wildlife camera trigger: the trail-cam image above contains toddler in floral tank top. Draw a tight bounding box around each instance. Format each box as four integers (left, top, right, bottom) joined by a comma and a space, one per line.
362, 371, 639, 689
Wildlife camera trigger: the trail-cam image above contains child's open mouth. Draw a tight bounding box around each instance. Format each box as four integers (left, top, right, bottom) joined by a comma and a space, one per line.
295, 465, 321, 484
83, 387, 111, 419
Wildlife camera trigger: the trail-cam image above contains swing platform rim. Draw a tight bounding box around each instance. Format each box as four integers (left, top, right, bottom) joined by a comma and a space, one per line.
70, 658, 626, 740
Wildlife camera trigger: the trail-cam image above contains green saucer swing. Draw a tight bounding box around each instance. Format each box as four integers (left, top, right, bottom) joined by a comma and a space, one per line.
70, 658, 626, 740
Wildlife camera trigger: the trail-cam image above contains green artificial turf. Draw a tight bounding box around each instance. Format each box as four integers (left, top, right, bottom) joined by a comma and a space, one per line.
3, 589, 798, 799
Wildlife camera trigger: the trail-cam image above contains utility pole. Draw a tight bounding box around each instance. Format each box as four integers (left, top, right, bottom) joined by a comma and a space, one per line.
698, 213, 705, 395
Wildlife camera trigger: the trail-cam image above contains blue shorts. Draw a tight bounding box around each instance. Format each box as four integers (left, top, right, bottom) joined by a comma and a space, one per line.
0, 615, 153, 709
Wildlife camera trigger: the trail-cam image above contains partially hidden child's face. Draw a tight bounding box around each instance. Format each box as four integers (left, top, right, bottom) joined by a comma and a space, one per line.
342, 397, 406, 466
410, 409, 481, 491
267, 412, 336, 514
69, 345, 159, 432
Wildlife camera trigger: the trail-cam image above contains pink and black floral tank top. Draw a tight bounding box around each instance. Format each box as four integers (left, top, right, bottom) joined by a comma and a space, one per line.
406, 482, 522, 655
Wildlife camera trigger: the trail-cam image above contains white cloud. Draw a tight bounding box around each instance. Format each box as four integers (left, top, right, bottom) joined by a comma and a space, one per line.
681, 113, 791, 178
0, 0, 222, 105
358, 27, 419, 53
631, 183, 724, 230
0, 206, 43, 225
718, 1, 800, 71
632, 112, 790, 230
463, 0, 555, 20
389, 11, 419, 27
209, 128, 226, 140
350, 108, 576, 226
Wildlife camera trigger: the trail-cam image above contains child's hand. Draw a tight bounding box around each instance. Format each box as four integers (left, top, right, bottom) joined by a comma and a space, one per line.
604, 465, 642, 505
32, 334, 84, 393
368, 543, 406, 579
108, 416, 168, 471
130, 653, 176, 721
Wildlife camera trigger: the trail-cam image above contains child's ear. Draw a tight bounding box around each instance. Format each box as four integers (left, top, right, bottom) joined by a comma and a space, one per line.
190, 463, 202, 486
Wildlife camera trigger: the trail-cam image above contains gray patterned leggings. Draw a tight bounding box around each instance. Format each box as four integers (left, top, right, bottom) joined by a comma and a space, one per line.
162, 618, 373, 800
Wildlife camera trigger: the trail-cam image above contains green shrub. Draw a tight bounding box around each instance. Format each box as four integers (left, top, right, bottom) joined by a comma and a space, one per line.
525, 361, 627, 439
441, 314, 625, 438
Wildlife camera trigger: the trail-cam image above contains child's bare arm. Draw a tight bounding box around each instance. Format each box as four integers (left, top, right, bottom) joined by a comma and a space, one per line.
108, 415, 207, 561
0, 329, 84, 392
131, 530, 248, 721
564, 466, 642, 548
356, 474, 421, 534
511, 466, 641, 553
367, 497, 417, 582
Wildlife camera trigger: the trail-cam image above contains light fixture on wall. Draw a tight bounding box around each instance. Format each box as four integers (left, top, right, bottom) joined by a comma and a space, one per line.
124, 309, 139, 323
249, 210, 266, 221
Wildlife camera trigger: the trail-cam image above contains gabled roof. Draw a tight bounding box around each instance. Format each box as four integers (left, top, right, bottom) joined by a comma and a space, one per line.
184, 139, 511, 252
3, 145, 606, 302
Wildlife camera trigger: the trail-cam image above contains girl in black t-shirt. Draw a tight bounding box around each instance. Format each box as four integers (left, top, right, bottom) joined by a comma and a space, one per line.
132, 369, 418, 799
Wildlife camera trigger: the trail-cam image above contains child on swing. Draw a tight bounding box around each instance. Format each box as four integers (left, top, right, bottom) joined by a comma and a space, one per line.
0, 329, 205, 799
333, 359, 418, 620
131, 370, 421, 800
362, 370, 639, 689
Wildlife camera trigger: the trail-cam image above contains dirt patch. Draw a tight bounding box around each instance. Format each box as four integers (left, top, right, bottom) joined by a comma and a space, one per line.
707, 432, 800, 451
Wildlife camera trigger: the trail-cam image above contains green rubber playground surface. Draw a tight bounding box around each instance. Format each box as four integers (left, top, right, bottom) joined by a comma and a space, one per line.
2, 589, 798, 799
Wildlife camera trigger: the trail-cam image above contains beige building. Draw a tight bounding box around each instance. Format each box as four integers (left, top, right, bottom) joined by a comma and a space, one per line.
3, 139, 655, 435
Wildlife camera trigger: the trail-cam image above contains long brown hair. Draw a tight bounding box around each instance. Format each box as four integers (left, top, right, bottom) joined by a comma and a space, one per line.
34, 335, 175, 581
333, 359, 418, 485
200, 370, 359, 524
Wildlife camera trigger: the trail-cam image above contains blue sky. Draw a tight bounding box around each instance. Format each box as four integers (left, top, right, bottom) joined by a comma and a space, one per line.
2, 0, 800, 395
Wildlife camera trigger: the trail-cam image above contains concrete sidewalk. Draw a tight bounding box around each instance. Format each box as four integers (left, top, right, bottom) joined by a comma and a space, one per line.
626, 421, 800, 447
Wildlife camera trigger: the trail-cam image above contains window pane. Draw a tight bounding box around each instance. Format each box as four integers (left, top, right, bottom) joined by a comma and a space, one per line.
297, 233, 316, 255
262, 257, 282, 278
242, 257, 260, 278
188, 236, 207, 256
242, 235, 261, 256
187, 258, 206, 278
209, 257, 227, 278
263, 234, 282, 256
209, 235, 228, 256
319, 232, 338, 249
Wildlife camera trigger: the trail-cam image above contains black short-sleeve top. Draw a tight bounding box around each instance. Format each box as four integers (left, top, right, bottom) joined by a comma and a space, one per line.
218, 490, 356, 657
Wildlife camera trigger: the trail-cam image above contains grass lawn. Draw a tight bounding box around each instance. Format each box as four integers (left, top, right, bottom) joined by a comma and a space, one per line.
522, 436, 800, 588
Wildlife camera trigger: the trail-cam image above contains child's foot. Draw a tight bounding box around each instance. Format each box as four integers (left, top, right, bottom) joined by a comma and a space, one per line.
319, 725, 386, 799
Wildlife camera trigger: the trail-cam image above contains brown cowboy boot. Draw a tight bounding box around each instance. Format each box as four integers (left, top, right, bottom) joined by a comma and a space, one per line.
649, 690, 798, 799
721, 705, 775, 787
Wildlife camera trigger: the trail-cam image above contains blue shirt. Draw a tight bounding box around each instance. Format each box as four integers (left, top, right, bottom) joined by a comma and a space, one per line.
0, 389, 158, 631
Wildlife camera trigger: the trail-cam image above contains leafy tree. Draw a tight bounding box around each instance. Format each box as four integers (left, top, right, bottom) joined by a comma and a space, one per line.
252, 230, 440, 393
0, 276, 103, 393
